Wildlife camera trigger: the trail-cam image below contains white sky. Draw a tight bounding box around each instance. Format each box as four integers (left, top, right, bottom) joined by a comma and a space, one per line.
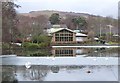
15, 0, 119, 18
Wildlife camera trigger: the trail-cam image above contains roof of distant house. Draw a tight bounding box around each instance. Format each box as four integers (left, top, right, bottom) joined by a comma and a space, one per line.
94, 37, 99, 40
73, 30, 80, 33
113, 34, 119, 37
76, 33, 88, 37
52, 24, 67, 28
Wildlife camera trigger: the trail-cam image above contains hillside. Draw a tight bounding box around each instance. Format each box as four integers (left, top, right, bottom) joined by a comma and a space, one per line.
17, 10, 118, 36
19, 10, 97, 18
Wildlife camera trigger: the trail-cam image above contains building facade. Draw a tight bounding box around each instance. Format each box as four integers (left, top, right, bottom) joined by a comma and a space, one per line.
47, 25, 88, 44
76, 33, 88, 43
51, 28, 76, 44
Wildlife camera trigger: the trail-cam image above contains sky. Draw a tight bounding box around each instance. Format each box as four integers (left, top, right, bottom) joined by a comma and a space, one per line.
15, 0, 119, 18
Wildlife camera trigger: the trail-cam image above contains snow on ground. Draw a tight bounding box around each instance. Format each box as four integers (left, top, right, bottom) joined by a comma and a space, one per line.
14, 65, 118, 81
2, 56, 118, 65
45, 66, 118, 81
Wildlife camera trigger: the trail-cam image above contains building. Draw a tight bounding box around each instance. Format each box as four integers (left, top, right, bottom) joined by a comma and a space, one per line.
46, 25, 76, 44
51, 28, 76, 44
47, 25, 88, 44
76, 33, 88, 43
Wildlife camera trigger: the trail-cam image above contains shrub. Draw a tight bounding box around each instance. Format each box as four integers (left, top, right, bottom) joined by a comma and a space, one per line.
108, 41, 118, 45
30, 52, 47, 56
2, 43, 10, 49
27, 43, 39, 50
32, 35, 51, 44
39, 43, 48, 48
22, 42, 31, 48
22, 42, 39, 49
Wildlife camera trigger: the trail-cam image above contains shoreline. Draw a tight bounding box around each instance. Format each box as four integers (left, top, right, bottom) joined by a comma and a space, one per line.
0, 55, 17, 58
52, 45, 119, 48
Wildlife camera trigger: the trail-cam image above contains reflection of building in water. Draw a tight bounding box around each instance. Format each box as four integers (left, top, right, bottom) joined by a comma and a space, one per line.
76, 48, 88, 55
52, 48, 76, 56
52, 48, 89, 56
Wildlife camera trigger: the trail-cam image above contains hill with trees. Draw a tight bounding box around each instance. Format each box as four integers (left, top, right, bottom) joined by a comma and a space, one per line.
18, 10, 118, 37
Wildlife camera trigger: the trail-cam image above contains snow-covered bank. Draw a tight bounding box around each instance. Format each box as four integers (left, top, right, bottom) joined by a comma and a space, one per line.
2, 56, 118, 65
0, 55, 17, 58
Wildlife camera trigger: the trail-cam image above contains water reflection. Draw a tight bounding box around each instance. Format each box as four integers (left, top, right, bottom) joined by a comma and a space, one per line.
3, 47, 119, 57
1, 65, 118, 81
52, 48, 90, 56
23, 66, 48, 81
2, 66, 18, 83
2, 65, 49, 81
52, 47, 118, 57
87, 48, 118, 57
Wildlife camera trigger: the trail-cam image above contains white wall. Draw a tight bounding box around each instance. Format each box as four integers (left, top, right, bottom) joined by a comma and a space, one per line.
76, 37, 84, 42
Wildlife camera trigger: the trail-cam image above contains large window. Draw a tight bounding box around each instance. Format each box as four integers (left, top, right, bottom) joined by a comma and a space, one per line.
55, 30, 73, 42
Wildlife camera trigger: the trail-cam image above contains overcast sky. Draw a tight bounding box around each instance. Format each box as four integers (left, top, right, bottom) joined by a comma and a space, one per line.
15, 0, 119, 18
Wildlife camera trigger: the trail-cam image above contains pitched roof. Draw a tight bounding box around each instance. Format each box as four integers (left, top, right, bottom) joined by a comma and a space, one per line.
47, 28, 76, 34
52, 28, 76, 33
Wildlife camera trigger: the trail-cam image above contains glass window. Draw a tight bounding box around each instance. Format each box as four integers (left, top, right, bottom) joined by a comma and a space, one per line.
55, 37, 59, 41
69, 37, 73, 41
55, 34, 59, 36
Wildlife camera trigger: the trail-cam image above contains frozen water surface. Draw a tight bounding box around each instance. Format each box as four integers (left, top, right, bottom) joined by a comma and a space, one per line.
1, 47, 119, 81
